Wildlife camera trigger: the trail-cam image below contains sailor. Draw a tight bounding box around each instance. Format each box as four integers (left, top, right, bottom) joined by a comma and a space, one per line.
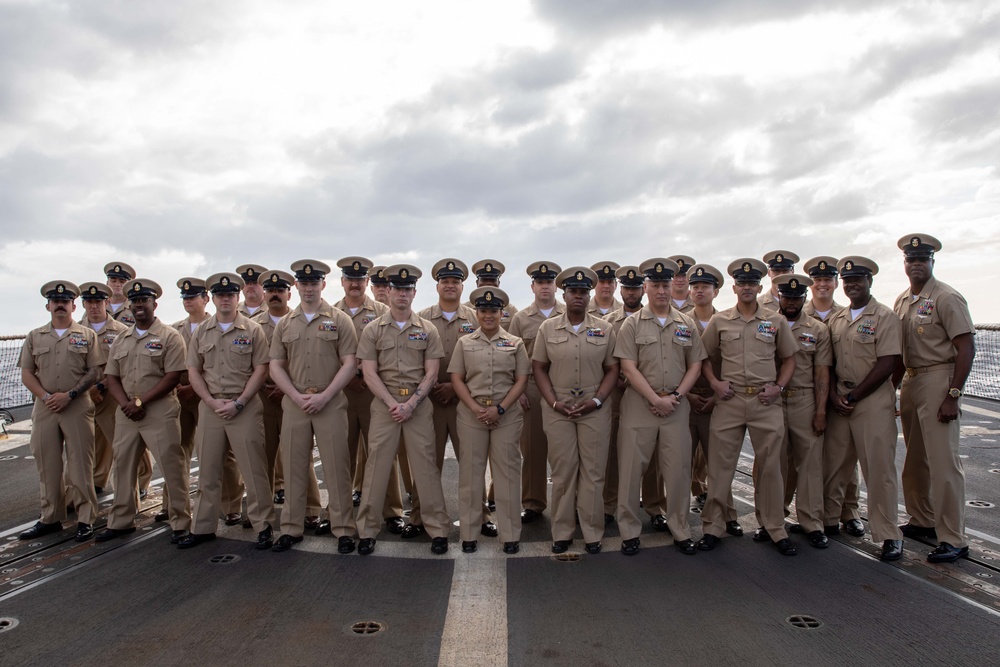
669, 255, 697, 312
468, 259, 519, 327
355, 264, 451, 555
588, 261, 622, 316
824, 256, 905, 561
508, 261, 564, 523
236, 264, 268, 318
369, 266, 391, 306
697, 259, 798, 556
449, 287, 530, 553
333, 256, 405, 535
758, 250, 799, 312
180, 272, 275, 550
104, 261, 136, 326
614, 259, 705, 556
532, 267, 619, 554
268, 260, 359, 553
18, 281, 102, 542
893, 234, 975, 563
96, 279, 191, 544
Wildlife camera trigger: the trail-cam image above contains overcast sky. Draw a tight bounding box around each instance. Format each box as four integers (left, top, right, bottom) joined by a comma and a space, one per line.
1, 0, 998, 333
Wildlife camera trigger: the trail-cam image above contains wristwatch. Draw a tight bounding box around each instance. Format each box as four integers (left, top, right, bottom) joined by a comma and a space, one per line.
592, 397, 603, 409
133, 397, 143, 409
234, 399, 245, 411
68, 389, 79, 400
496, 404, 506, 416
948, 388, 963, 399
845, 393, 857, 404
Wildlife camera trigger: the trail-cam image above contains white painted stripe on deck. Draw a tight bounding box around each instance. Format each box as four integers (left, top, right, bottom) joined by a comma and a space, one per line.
437, 555, 508, 667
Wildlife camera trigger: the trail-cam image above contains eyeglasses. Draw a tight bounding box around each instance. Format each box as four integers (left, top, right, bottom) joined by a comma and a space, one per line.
904, 256, 931, 264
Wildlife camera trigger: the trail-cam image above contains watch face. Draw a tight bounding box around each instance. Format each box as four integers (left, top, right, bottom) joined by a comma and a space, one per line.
949, 388, 962, 398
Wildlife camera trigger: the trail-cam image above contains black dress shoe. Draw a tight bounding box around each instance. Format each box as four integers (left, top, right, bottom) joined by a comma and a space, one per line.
807, 531, 829, 549
752, 526, 771, 542
697, 534, 720, 551
503, 541, 520, 554
900, 523, 938, 541
621, 538, 640, 556
352, 490, 361, 507
401, 523, 426, 539
551, 540, 572, 554
675, 539, 697, 555
774, 538, 797, 556
273, 489, 285, 504
843, 519, 865, 537
462, 540, 477, 553
927, 542, 969, 563
154, 510, 169, 522
430, 537, 448, 554
178, 533, 216, 549
651, 515, 670, 532
95, 526, 137, 542
271, 534, 304, 552
314, 519, 331, 535
358, 538, 376, 555
787, 523, 804, 534
725, 521, 743, 537
256, 526, 274, 550
823, 524, 840, 536
338, 536, 356, 554
520, 509, 542, 523
94, 486, 104, 495
223, 513, 242, 526
880, 539, 904, 561
139, 489, 148, 500
74, 523, 94, 542
480, 522, 498, 537
170, 530, 189, 544
385, 517, 405, 534
19, 521, 63, 540
585, 542, 602, 554
304, 515, 320, 530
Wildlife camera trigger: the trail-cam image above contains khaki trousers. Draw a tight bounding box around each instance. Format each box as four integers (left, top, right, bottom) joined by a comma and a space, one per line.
278, 393, 355, 539
702, 393, 788, 541
348, 386, 404, 520
409, 401, 463, 525
30, 396, 98, 525
265, 394, 322, 516
616, 389, 692, 541
358, 398, 450, 539
824, 384, 903, 542
108, 397, 190, 531
605, 386, 667, 518
901, 368, 966, 548
520, 379, 549, 513
456, 403, 523, 543
191, 397, 276, 534
543, 396, 612, 544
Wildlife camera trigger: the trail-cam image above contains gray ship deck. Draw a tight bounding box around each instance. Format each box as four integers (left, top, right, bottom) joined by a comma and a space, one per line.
2, 398, 1000, 666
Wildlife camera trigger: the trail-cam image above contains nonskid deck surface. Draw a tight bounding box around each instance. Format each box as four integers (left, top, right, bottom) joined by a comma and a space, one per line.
2, 398, 1000, 667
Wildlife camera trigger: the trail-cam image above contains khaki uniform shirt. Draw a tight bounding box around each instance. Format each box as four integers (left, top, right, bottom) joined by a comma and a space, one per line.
588, 297, 623, 318
602, 307, 639, 335
466, 300, 519, 328
19, 322, 103, 392
238, 301, 265, 319
690, 308, 718, 394
757, 291, 780, 312
827, 298, 901, 395
674, 296, 696, 314
509, 302, 566, 360
892, 277, 974, 368
110, 303, 136, 327
104, 319, 187, 396
82, 317, 129, 381
357, 310, 445, 390
532, 312, 617, 389
613, 306, 706, 393
251, 309, 287, 346
335, 296, 389, 343
187, 314, 269, 395
269, 300, 358, 392
702, 305, 798, 386
172, 317, 204, 386
803, 299, 844, 323
418, 303, 477, 384
784, 316, 832, 390
448, 328, 530, 402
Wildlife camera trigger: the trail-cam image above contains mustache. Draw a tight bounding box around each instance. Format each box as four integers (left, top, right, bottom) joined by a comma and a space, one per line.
269, 296, 282, 302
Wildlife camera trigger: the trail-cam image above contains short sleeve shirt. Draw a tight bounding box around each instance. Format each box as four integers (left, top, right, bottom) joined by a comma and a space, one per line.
83, 317, 129, 369
448, 327, 530, 402
804, 299, 844, 323
893, 277, 974, 368
187, 314, 269, 395
19, 321, 103, 393
614, 306, 707, 393
532, 312, 617, 389
269, 300, 358, 391
828, 297, 901, 391
418, 303, 478, 383
702, 305, 798, 386
509, 302, 565, 359
357, 310, 445, 389
467, 300, 519, 328
784, 316, 832, 389
104, 318, 187, 396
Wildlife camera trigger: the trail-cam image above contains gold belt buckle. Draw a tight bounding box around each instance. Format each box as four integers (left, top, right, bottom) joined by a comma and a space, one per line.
782, 389, 795, 398
398, 388, 411, 396
478, 397, 493, 406
304, 388, 319, 394
570, 388, 584, 398
906, 368, 917, 377
744, 386, 758, 395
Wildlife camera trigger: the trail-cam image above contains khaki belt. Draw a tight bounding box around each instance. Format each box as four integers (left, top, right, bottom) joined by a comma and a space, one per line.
387, 387, 413, 396
906, 363, 954, 377
688, 387, 713, 397
475, 396, 494, 406
655, 390, 679, 398
733, 385, 763, 395
214, 393, 241, 400
781, 388, 810, 398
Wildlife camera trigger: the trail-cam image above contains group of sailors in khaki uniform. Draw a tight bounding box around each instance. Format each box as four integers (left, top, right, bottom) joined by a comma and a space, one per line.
17, 233, 975, 563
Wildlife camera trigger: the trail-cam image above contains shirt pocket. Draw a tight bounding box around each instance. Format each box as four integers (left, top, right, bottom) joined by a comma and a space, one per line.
721, 331, 741, 343
635, 335, 660, 364
199, 342, 217, 369
141, 348, 164, 374
229, 340, 254, 370
33, 345, 52, 370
